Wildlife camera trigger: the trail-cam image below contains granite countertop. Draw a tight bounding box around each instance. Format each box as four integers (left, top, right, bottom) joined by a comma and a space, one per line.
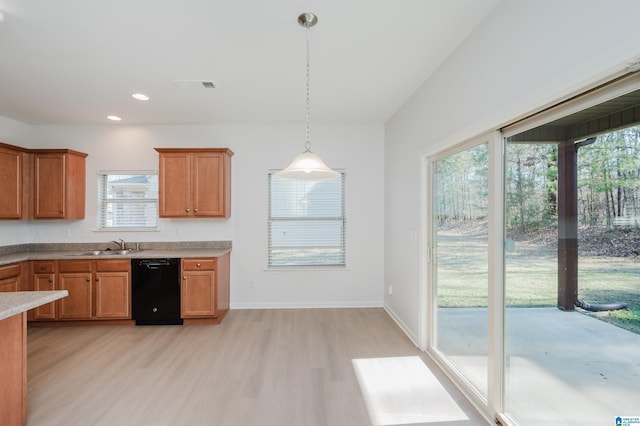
0, 291, 68, 320
0, 241, 232, 266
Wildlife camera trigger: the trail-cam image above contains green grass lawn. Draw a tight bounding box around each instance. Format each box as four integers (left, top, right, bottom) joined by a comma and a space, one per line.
436, 231, 640, 334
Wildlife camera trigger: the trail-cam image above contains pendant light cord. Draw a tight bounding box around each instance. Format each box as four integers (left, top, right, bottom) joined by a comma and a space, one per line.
305, 23, 312, 153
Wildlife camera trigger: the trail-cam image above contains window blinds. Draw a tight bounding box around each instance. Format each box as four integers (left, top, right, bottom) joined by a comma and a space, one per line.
97, 173, 158, 229
268, 171, 346, 267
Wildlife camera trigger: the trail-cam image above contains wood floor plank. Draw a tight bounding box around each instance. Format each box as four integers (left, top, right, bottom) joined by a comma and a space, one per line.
26, 308, 488, 425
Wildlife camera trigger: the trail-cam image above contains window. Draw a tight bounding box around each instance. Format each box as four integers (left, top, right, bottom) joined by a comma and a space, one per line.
268, 171, 346, 267
97, 172, 158, 230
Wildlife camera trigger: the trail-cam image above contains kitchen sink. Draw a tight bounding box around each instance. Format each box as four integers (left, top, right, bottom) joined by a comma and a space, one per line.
67, 249, 132, 256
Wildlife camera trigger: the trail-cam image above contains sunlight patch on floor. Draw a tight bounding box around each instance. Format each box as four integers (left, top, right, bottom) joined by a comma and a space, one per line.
353, 356, 469, 425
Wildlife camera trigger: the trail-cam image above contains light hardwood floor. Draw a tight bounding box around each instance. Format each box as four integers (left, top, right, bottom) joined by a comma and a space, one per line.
26, 309, 487, 426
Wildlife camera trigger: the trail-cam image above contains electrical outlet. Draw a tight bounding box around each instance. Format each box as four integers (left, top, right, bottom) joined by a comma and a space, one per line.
388, 285, 393, 295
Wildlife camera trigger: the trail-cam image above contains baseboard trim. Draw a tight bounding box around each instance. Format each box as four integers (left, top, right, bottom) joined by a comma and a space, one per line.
230, 301, 383, 310
383, 303, 420, 348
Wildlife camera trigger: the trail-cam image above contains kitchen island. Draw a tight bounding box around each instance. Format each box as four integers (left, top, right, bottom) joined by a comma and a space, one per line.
0, 291, 68, 426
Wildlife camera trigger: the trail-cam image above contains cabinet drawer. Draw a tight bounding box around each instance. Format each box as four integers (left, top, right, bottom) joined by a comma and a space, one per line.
0, 263, 21, 280
95, 259, 130, 272
33, 261, 55, 274
182, 258, 216, 271
58, 260, 92, 273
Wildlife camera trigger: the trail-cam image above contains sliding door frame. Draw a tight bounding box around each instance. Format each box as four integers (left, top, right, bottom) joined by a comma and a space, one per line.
423, 130, 504, 422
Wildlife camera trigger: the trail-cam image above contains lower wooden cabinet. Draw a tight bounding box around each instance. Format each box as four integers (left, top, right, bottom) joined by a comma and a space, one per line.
95, 261, 130, 319
21, 253, 231, 326
30, 259, 130, 322
181, 253, 230, 321
32, 261, 56, 320
0, 263, 22, 293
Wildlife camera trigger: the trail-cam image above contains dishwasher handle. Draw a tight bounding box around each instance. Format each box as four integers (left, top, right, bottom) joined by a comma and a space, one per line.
137, 259, 177, 269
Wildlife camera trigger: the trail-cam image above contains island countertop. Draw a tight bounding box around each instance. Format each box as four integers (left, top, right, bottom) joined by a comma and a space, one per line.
0, 291, 69, 320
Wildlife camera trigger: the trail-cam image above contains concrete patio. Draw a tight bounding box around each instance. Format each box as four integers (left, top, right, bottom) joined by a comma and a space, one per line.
438, 307, 640, 425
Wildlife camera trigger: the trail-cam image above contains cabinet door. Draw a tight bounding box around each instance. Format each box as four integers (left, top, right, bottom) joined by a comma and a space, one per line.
58, 272, 92, 319
192, 152, 226, 217
0, 146, 22, 219
181, 271, 217, 317
0, 277, 19, 292
95, 272, 130, 319
159, 152, 192, 217
34, 153, 65, 218
33, 274, 57, 319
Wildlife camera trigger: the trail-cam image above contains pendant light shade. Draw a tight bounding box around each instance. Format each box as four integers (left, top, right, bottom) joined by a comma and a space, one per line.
277, 150, 341, 180
276, 12, 339, 181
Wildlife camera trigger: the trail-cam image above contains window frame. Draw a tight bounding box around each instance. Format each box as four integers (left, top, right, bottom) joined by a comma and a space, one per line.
96, 171, 159, 232
267, 170, 346, 269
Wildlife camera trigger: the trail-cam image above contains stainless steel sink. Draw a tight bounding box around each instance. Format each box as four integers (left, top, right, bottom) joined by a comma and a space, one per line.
67, 249, 132, 256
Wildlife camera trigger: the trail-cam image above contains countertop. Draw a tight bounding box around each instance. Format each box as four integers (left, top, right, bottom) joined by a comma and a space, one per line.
0, 241, 232, 266
0, 291, 68, 320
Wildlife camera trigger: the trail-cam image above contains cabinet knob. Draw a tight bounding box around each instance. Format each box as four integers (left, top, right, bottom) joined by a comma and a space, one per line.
96, 277, 100, 282
183, 276, 187, 280
186, 208, 190, 213
59, 210, 64, 214
48, 278, 53, 283
197, 263, 201, 268
86, 277, 91, 282
194, 208, 198, 213
40, 265, 45, 271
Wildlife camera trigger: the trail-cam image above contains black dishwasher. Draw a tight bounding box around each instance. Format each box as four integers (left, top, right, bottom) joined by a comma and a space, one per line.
131, 258, 183, 325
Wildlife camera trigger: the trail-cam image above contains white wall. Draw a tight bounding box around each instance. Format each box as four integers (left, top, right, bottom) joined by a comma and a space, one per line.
384, 0, 640, 344
2, 123, 385, 308
0, 116, 32, 246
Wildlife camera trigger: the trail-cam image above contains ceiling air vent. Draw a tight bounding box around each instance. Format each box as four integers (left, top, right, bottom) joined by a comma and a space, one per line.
173, 80, 217, 89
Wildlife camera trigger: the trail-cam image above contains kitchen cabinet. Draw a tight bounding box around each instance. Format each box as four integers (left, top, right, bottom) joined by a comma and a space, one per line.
58, 260, 93, 319
156, 148, 233, 218
181, 258, 217, 317
33, 149, 87, 219
32, 261, 57, 320
0, 263, 22, 293
31, 259, 130, 322
181, 253, 230, 322
95, 260, 130, 319
0, 143, 28, 219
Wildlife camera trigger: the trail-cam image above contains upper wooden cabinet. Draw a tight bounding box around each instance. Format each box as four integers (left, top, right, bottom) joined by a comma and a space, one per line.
0, 142, 87, 221
0, 143, 28, 219
155, 148, 233, 218
33, 150, 87, 219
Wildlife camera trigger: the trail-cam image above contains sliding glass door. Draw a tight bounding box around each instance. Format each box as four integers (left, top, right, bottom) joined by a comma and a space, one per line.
431, 141, 490, 400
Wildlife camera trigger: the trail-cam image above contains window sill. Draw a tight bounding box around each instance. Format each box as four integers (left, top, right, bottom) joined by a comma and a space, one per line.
93, 228, 160, 233
265, 266, 349, 272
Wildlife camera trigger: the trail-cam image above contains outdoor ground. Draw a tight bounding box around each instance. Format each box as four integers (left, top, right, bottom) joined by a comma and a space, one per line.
436, 225, 640, 334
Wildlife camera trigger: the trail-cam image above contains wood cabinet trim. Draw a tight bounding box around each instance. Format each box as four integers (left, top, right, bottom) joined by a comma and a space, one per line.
154, 147, 234, 156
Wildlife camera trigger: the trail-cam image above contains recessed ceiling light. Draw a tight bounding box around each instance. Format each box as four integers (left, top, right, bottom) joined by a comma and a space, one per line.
107, 115, 122, 121
131, 93, 149, 101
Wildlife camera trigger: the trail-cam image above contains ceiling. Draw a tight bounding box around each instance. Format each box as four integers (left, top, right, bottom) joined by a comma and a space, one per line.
0, 0, 499, 125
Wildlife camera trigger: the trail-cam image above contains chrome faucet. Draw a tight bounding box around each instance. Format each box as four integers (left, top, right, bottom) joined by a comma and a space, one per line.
111, 239, 126, 250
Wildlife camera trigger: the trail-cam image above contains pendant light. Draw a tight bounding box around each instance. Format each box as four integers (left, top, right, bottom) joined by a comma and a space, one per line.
275, 13, 340, 181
